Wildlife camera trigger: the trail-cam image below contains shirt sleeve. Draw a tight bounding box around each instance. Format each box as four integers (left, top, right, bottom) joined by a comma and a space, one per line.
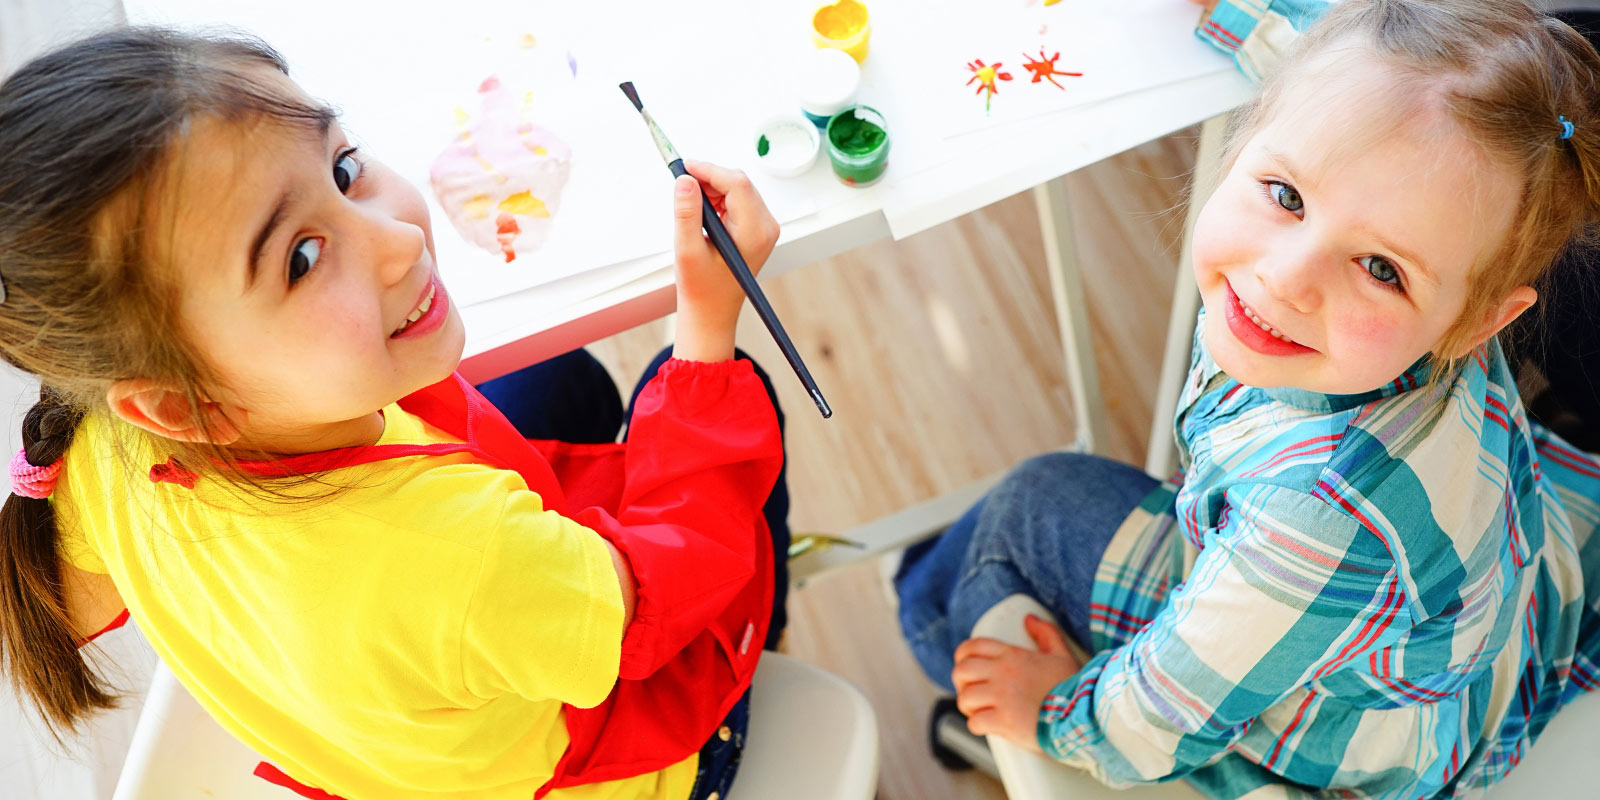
1196, 0, 1336, 84
459, 488, 625, 708
1037, 482, 1406, 786
569, 358, 784, 680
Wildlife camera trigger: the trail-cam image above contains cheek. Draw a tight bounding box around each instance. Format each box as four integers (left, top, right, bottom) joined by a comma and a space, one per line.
1325, 303, 1417, 363
1190, 183, 1259, 283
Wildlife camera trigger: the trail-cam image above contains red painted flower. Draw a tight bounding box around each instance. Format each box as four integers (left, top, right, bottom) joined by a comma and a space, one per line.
966, 59, 1013, 114
1021, 49, 1083, 90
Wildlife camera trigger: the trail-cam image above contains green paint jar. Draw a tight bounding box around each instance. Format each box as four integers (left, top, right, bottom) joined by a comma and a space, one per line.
824, 105, 889, 187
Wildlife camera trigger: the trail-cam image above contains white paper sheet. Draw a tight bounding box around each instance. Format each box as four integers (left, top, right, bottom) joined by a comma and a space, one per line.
121, 0, 821, 308
913, 0, 1234, 137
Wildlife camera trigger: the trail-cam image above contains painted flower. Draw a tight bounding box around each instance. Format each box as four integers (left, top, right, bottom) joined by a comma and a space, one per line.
966, 59, 1014, 114
1021, 49, 1083, 90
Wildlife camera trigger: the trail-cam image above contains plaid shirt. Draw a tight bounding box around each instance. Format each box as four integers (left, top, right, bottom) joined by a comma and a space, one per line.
1039, 317, 1600, 799
1195, 0, 1335, 83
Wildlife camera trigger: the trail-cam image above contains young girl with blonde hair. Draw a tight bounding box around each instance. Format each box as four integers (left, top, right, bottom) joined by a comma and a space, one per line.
0, 27, 788, 800
897, 1, 1600, 796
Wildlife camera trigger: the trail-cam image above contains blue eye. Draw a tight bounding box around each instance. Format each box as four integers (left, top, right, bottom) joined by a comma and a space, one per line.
1267, 181, 1304, 216
288, 238, 321, 284
333, 149, 362, 193
1360, 255, 1402, 288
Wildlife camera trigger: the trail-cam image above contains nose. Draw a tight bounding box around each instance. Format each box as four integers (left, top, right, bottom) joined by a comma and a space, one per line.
358, 205, 426, 287
1255, 236, 1325, 314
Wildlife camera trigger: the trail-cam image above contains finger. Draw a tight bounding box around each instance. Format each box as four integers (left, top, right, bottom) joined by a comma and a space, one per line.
672, 175, 710, 263
965, 708, 997, 737
951, 656, 995, 691
955, 637, 1014, 662
955, 682, 995, 718
684, 160, 765, 218
1025, 614, 1070, 654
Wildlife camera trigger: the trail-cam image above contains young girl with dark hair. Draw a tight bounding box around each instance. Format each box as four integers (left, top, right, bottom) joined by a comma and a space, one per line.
0, 27, 787, 800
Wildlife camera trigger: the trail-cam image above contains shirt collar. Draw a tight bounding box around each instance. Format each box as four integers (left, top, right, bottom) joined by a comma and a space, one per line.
1259, 355, 1436, 413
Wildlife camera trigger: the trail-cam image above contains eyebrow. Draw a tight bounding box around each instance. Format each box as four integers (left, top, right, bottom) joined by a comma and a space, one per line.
247, 192, 292, 286
1261, 147, 1440, 289
245, 113, 337, 287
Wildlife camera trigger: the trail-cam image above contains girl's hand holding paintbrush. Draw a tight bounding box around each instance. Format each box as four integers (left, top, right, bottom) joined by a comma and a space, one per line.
670, 160, 780, 363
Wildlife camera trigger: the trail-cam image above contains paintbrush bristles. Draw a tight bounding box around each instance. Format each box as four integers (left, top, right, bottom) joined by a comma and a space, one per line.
618, 82, 643, 111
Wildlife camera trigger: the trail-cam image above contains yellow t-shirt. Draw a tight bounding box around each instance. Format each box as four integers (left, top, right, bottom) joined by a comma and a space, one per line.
55, 407, 697, 800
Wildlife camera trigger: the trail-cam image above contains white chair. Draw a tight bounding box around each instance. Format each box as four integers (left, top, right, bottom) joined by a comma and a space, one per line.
970, 601, 1600, 800
113, 651, 878, 800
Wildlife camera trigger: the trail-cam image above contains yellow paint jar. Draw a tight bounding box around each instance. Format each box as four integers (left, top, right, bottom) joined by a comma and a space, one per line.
811, 0, 872, 64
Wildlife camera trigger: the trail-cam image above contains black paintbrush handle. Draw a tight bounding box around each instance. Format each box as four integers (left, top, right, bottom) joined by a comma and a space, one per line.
669, 159, 832, 418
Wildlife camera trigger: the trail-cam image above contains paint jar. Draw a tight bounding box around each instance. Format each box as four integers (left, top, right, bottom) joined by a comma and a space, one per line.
824, 105, 889, 187
754, 113, 821, 178
811, 0, 872, 64
796, 48, 861, 129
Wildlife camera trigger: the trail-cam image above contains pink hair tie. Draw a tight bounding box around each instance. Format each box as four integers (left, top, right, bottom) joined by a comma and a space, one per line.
10, 447, 62, 500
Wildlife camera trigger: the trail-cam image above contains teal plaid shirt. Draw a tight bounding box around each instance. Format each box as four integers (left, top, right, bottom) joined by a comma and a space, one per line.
1039, 317, 1600, 798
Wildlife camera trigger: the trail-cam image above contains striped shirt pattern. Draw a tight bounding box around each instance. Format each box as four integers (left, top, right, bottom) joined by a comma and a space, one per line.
1038, 318, 1600, 799
1196, 0, 1336, 83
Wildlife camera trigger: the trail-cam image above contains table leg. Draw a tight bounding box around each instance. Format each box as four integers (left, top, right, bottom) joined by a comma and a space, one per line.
1033, 178, 1108, 456
1144, 113, 1232, 480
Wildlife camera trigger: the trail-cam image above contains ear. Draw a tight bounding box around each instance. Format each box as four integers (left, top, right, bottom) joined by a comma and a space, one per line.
1449, 285, 1538, 360
105, 379, 246, 445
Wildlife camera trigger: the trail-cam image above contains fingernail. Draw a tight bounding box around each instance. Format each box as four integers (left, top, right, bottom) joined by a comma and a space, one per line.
676, 177, 693, 197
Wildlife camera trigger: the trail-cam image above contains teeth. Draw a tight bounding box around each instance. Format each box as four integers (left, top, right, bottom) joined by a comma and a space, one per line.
1239, 299, 1293, 342
393, 284, 437, 335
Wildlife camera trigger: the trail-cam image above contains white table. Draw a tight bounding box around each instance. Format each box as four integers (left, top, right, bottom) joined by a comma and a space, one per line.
458, 67, 1252, 384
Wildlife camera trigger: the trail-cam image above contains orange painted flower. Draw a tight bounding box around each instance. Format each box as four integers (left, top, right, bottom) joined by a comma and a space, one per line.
966, 59, 1014, 114
1021, 49, 1083, 90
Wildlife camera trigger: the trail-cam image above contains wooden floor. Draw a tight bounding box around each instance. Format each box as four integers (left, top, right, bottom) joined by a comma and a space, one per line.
588, 130, 1199, 800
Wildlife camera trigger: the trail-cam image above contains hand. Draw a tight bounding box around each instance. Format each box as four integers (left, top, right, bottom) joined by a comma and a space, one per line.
671, 160, 780, 362
1187, 0, 1221, 13
952, 614, 1082, 755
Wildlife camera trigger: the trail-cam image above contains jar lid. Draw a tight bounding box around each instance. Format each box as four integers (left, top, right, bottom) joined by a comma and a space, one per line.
795, 48, 861, 111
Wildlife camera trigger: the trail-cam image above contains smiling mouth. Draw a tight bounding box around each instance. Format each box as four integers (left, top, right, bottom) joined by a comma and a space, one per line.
1235, 296, 1297, 344
391, 283, 436, 337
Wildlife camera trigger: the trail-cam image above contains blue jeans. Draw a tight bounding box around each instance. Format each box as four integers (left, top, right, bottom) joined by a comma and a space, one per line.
895, 452, 1157, 692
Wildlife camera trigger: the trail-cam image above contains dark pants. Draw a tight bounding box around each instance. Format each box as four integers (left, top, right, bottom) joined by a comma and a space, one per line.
474, 347, 787, 800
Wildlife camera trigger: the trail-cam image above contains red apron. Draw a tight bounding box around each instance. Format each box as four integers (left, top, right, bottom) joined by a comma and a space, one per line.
152, 370, 780, 799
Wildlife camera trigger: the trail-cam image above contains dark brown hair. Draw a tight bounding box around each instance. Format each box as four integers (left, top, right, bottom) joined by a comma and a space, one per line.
0, 26, 332, 741
1223, 0, 1600, 368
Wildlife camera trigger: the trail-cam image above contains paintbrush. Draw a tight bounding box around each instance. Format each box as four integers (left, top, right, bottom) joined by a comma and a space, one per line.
619, 81, 832, 419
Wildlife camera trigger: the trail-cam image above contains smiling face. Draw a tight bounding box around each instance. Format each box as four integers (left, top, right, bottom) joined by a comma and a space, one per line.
151, 69, 464, 453
1192, 51, 1525, 395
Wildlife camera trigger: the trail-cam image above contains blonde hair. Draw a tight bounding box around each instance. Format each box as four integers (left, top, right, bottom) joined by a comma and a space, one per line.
1224, 0, 1600, 368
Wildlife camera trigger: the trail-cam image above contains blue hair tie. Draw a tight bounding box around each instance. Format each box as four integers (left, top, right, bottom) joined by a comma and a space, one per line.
1560, 116, 1576, 141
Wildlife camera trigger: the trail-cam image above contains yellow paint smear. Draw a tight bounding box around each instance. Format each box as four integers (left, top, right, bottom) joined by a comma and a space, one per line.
452, 107, 470, 127
525, 142, 549, 156
497, 191, 550, 218
462, 194, 493, 220
518, 34, 538, 49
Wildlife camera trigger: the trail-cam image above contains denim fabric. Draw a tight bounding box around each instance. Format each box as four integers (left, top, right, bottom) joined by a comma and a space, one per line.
894, 452, 1157, 691
474, 348, 624, 444
686, 691, 752, 800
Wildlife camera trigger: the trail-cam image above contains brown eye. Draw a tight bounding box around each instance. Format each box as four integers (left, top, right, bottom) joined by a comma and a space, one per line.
289, 238, 321, 284
333, 151, 362, 193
